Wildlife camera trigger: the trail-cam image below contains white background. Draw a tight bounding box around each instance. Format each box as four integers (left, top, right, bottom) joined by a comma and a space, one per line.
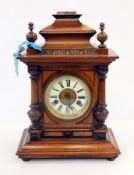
0, 0, 134, 174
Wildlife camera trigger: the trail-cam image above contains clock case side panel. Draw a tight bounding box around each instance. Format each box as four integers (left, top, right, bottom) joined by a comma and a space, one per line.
42, 69, 99, 138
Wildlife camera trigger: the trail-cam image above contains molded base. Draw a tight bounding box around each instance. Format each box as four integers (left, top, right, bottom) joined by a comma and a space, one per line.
16, 128, 120, 160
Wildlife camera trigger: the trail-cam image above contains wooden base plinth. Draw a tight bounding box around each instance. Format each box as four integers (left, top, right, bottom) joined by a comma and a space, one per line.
16, 128, 120, 160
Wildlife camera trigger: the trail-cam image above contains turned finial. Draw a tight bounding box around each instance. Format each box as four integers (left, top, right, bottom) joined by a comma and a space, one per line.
97, 22, 108, 48
26, 22, 37, 42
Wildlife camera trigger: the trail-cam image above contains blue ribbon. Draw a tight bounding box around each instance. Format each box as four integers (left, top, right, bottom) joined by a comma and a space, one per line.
14, 41, 42, 76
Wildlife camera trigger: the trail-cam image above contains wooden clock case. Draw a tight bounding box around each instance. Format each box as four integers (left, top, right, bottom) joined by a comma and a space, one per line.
16, 12, 120, 161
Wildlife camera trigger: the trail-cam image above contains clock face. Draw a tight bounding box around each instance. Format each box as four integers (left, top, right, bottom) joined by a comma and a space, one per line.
44, 75, 91, 120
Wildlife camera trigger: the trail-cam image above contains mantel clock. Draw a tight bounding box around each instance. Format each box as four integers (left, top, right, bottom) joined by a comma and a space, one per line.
16, 12, 120, 161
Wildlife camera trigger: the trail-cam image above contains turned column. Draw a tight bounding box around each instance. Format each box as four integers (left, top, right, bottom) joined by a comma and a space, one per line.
28, 66, 43, 129
94, 65, 109, 129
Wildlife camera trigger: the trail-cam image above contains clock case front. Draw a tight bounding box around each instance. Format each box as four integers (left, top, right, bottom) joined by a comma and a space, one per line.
16, 12, 120, 160
43, 71, 96, 137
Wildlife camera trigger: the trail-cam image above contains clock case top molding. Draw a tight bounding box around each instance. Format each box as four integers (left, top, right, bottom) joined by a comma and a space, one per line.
16, 11, 120, 161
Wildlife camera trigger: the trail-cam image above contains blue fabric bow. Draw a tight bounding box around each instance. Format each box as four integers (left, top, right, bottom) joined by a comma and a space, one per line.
14, 41, 42, 76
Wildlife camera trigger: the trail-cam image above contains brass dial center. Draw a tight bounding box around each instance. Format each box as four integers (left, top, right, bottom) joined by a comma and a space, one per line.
59, 88, 77, 106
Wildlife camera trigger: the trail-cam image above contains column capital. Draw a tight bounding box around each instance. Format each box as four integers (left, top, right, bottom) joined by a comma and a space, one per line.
28, 65, 41, 80
96, 65, 108, 80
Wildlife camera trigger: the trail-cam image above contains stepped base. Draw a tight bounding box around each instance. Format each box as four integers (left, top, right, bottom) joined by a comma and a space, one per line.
16, 128, 120, 160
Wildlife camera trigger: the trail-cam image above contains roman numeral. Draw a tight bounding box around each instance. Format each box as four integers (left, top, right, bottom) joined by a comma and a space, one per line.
52, 88, 59, 92
65, 106, 76, 114
65, 106, 70, 114
50, 95, 58, 98
58, 81, 64, 88
76, 100, 83, 107
78, 96, 86, 99
70, 106, 76, 113
52, 99, 59, 106
57, 105, 63, 112
66, 80, 70, 87
73, 82, 77, 89
77, 88, 84, 93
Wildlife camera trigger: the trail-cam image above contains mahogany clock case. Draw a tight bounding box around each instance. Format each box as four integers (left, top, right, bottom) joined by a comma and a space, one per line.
16, 12, 120, 161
